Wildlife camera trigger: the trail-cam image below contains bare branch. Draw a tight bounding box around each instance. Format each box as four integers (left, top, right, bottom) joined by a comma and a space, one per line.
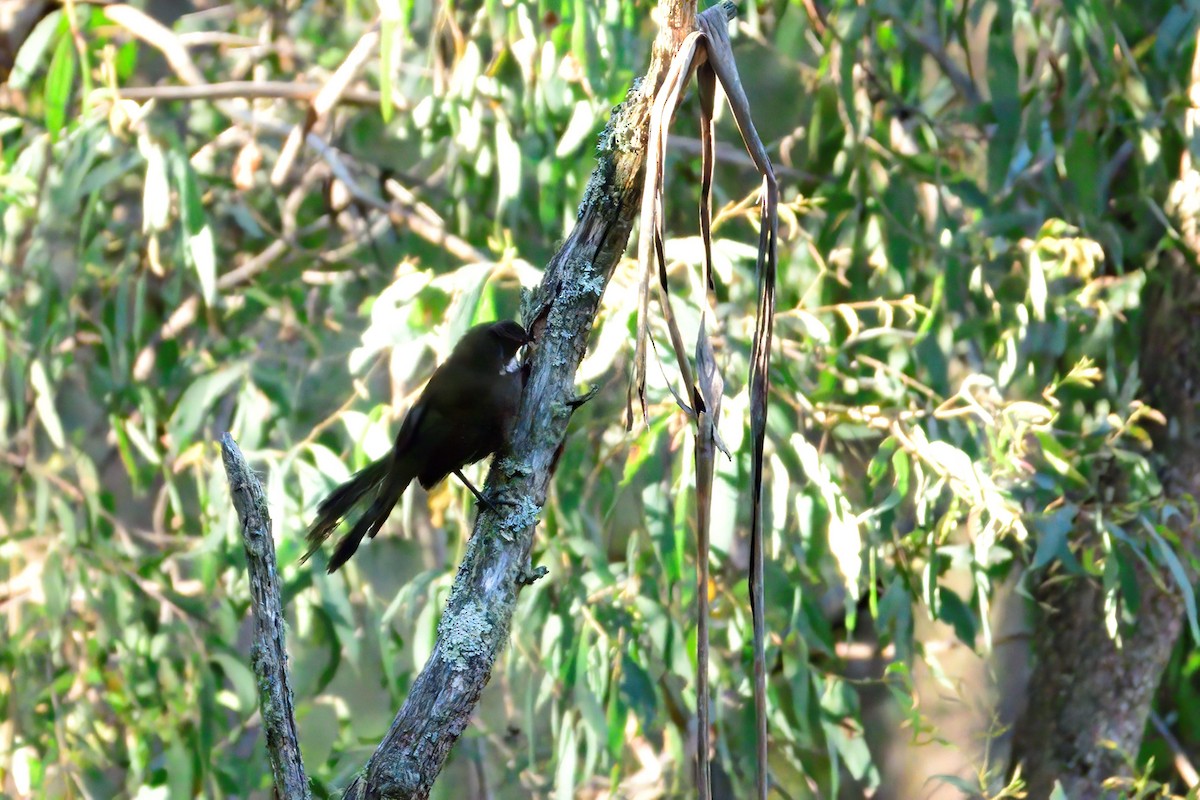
92, 81, 387, 107
271, 23, 382, 186
219, 434, 309, 800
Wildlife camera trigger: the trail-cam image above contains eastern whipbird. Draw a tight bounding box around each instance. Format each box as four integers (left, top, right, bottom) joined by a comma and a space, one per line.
302, 320, 532, 572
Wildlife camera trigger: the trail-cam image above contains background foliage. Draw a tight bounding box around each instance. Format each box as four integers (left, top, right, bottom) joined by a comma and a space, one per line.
2, 0, 1199, 798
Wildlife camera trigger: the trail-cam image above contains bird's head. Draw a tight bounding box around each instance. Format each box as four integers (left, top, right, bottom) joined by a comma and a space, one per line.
450, 320, 532, 374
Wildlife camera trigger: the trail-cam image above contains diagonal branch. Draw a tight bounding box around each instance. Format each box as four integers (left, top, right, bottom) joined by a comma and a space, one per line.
270, 22, 382, 186
338, 3, 732, 799
92, 81, 386, 106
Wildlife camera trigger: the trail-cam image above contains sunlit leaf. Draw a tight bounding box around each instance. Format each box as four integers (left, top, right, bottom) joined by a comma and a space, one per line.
43, 28, 75, 141
29, 360, 65, 448
170, 150, 218, 306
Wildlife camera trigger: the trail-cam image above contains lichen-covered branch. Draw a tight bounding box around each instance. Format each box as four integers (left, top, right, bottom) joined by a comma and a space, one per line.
339, 2, 739, 798
219, 433, 310, 800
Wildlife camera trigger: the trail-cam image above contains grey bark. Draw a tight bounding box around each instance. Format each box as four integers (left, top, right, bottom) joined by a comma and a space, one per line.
220, 433, 310, 799
1010, 565, 1186, 797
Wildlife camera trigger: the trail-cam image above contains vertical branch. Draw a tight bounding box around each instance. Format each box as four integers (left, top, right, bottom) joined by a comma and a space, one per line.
747, 173, 778, 800
220, 434, 310, 800
692, 315, 724, 800
694, 415, 714, 800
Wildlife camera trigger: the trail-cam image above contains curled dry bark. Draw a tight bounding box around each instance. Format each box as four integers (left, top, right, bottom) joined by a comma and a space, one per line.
628, 4, 777, 797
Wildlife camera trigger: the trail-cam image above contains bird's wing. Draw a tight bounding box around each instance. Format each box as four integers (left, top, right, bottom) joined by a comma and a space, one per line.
392, 399, 426, 455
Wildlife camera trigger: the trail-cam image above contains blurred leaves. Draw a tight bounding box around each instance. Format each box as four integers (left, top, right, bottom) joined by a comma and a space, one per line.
2, 0, 1200, 798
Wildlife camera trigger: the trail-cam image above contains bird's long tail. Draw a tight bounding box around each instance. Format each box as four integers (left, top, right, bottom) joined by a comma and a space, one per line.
301, 457, 414, 573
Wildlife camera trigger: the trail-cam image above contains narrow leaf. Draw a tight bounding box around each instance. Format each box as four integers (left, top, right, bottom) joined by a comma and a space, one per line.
30, 360, 65, 448
170, 150, 218, 306
1147, 521, 1200, 642
44, 28, 76, 142
378, 0, 401, 123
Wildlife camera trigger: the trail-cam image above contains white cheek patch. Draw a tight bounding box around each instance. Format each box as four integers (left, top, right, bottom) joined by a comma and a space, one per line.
501, 355, 521, 374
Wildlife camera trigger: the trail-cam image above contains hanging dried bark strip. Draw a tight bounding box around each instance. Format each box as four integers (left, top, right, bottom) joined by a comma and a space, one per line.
628, 2, 779, 796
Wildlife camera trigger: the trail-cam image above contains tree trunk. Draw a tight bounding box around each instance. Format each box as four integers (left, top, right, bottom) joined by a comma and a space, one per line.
1009, 562, 1187, 797
1009, 226, 1200, 800
1009, 22, 1200, 798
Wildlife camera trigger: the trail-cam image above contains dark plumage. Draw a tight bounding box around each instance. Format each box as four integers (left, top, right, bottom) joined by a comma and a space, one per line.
302, 320, 531, 572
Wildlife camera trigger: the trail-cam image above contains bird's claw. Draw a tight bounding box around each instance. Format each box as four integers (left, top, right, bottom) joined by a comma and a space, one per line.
567, 384, 600, 409
477, 489, 526, 512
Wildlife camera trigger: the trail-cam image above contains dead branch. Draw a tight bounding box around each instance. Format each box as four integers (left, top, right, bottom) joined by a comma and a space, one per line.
219, 434, 309, 799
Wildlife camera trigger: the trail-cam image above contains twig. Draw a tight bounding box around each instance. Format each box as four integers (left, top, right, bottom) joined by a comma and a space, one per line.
131, 238, 290, 381
219, 434, 310, 800
271, 24, 382, 186
800, 0, 827, 37
106, 5, 485, 378
668, 135, 818, 182
1150, 710, 1200, 789
890, 16, 982, 107
105, 4, 205, 84
93, 80, 386, 107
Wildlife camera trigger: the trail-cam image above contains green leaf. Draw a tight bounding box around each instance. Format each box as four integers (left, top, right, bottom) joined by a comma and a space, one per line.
554, 715, 579, 800
936, 587, 976, 646
931, 775, 979, 793
300, 702, 339, 769
495, 112, 522, 216
605, 673, 626, 762
1147, 521, 1200, 642
169, 150, 217, 306
44, 27, 76, 142
378, 0, 400, 123
29, 360, 65, 448
140, 139, 171, 232
555, 100, 596, 158
211, 652, 258, 714
1031, 506, 1082, 573
9, 11, 63, 90
165, 737, 194, 800
166, 365, 247, 452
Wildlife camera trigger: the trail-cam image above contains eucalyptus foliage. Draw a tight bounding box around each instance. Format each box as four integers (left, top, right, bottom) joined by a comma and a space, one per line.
2, 1, 1198, 798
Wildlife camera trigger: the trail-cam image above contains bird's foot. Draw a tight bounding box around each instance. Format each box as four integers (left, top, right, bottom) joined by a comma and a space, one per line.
566, 384, 600, 409
453, 469, 497, 510
477, 488, 526, 512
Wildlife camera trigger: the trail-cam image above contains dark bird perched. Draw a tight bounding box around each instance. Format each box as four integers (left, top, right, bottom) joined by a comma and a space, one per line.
302, 320, 532, 573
